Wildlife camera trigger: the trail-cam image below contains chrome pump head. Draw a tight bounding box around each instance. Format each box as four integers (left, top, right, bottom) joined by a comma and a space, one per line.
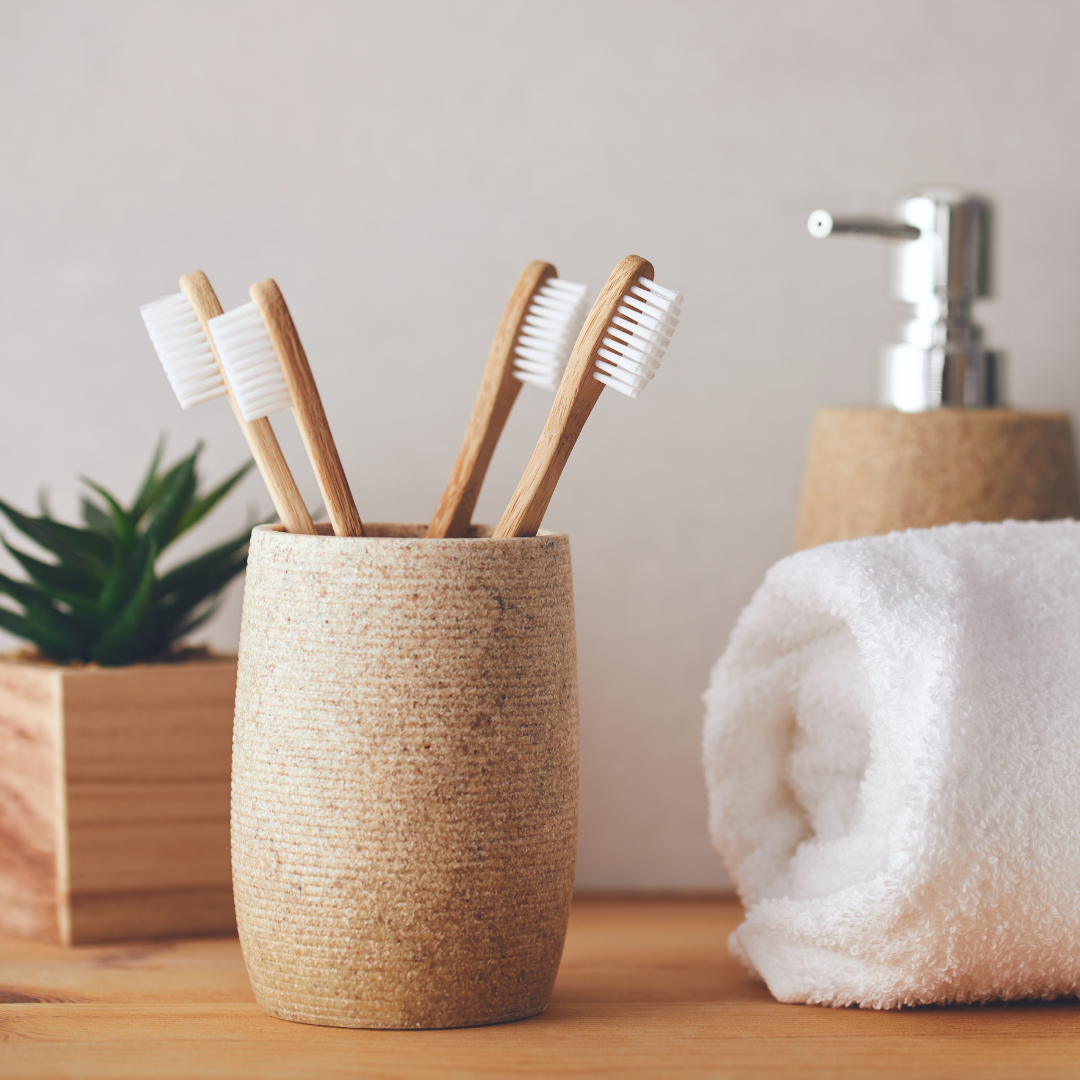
808, 192, 1001, 412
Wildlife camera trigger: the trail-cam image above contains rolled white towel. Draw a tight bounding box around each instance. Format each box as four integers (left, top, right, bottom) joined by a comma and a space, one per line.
703, 519, 1080, 1009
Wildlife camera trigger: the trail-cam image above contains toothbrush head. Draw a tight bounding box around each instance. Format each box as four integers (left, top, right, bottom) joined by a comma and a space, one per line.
512, 278, 590, 391
139, 292, 227, 409
207, 301, 292, 423
593, 277, 682, 399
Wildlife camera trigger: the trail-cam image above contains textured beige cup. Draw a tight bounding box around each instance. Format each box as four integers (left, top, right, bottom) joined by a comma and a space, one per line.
231, 524, 579, 1029
795, 408, 1080, 549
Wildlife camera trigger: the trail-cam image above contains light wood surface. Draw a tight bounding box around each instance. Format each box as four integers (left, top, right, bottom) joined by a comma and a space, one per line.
794, 407, 1080, 550
494, 255, 653, 538
249, 279, 364, 538
0, 662, 63, 942
0, 659, 236, 946
2, 896, 1078, 1078
179, 272, 316, 535
427, 261, 556, 539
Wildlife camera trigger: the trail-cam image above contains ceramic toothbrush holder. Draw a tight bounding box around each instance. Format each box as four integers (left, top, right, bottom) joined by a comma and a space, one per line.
231, 523, 579, 1029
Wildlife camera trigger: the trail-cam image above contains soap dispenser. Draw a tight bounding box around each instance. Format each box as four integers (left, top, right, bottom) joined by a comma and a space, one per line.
794, 190, 1080, 550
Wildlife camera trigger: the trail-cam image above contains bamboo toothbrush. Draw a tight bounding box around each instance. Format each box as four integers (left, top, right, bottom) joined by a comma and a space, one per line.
140, 272, 316, 535
493, 254, 682, 538
427, 261, 590, 538
208, 279, 363, 537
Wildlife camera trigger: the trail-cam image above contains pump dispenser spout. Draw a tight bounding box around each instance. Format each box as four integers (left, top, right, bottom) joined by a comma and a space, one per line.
808, 192, 1001, 412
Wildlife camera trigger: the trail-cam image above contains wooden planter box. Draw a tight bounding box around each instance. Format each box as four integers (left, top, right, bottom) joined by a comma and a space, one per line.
0, 657, 236, 945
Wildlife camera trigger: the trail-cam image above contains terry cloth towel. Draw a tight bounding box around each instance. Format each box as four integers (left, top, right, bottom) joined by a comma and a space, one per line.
702, 519, 1080, 1009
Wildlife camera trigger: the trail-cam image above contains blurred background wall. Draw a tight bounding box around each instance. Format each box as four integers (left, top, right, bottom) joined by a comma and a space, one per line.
2, 0, 1078, 890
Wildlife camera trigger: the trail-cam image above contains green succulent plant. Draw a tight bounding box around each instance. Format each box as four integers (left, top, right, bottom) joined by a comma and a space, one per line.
0, 440, 255, 666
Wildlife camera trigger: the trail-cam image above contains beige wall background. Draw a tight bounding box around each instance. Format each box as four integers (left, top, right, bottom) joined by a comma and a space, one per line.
2, 1, 1079, 890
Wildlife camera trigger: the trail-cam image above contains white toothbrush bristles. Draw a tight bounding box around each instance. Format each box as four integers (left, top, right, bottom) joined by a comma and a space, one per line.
593, 277, 683, 399
139, 293, 227, 409
207, 301, 293, 422
513, 278, 590, 391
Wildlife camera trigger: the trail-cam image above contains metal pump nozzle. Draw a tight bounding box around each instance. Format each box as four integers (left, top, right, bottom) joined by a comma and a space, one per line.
808, 192, 1002, 412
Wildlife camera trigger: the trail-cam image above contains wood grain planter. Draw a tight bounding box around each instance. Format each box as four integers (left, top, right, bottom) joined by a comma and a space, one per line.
0, 656, 236, 944
232, 523, 580, 1029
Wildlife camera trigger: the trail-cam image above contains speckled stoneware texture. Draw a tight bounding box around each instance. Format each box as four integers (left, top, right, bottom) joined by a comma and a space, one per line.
231, 523, 579, 1029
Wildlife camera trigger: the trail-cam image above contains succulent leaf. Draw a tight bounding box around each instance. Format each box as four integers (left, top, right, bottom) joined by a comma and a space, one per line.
175, 461, 254, 539
0, 606, 65, 654
0, 441, 256, 665
2, 539, 100, 601
155, 530, 251, 599
90, 539, 158, 665
80, 480, 136, 547
130, 436, 167, 526
0, 500, 111, 578
0, 570, 48, 610
4, 598, 88, 659
145, 452, 199, 551
80, 498, 114, 536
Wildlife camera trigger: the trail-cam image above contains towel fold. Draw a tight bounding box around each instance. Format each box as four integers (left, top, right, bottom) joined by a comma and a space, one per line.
703, 519, 1080, 1009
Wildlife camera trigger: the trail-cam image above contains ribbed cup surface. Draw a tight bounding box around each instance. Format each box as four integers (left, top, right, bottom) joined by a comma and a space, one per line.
232, 524, 579, 1029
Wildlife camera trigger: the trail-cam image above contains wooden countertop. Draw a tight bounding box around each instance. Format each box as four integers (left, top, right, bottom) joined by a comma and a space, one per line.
2, 896, 1078, 1078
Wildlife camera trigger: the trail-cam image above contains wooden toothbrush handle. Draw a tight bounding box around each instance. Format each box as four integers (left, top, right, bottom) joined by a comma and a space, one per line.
493, 255, 653, 539
427, 261, 557, 539
179, 272, 316, 536
249, 279, 364, 538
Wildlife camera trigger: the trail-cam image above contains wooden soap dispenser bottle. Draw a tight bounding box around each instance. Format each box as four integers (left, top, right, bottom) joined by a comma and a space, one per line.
794, 190, 1080, 550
